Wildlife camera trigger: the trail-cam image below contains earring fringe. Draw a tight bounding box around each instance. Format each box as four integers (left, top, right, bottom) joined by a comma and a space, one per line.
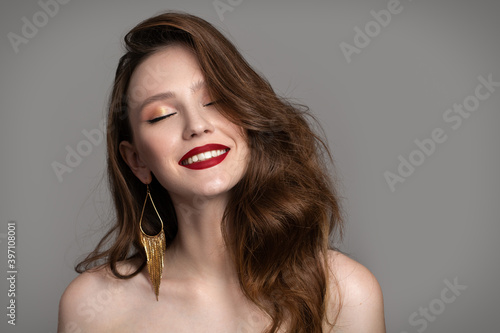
139, 184, 166, 301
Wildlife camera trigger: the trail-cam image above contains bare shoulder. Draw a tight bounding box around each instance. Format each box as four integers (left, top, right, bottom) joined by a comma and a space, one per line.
325, 250, 386, 332
57, 260, 141, 333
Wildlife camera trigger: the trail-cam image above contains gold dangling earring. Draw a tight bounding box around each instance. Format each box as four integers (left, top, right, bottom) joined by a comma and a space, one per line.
139, 184, 166, 301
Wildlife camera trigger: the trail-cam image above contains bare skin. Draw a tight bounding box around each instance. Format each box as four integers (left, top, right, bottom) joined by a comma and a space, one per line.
58, 45, 385, 332
57, 250, 385, 332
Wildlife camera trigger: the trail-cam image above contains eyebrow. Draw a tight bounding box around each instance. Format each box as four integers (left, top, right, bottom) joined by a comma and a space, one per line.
136, 79, 207, 113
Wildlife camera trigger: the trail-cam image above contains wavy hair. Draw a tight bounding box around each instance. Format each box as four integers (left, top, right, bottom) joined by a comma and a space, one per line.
76, 11, 344, 332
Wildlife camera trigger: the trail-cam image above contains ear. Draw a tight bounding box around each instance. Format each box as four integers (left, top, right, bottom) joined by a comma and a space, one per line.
119, 141, 151, 184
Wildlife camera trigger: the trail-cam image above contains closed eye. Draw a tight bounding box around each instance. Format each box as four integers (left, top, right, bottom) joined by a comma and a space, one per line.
147, 112, 177, 124
203, 100, 218, 107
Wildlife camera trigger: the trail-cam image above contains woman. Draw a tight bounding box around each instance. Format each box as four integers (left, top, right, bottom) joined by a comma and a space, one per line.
58, 11, 385, 332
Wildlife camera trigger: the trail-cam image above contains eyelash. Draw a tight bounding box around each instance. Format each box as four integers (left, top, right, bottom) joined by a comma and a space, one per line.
147, 101, 218, 124
147, 113, 177, 124
203, 100, 217, 107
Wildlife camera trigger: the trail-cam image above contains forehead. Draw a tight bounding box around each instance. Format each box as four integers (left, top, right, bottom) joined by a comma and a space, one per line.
127, 45, 203, 109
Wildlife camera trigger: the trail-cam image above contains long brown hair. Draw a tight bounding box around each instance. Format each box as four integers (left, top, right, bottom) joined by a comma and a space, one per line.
76, 11, 344, 332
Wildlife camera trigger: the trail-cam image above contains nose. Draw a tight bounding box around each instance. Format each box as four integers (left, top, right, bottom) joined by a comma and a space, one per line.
182, 106, 215, 139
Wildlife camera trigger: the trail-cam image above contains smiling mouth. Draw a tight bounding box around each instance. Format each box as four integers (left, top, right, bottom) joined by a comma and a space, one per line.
179, 144, 230, 170
180, 148, 229, 165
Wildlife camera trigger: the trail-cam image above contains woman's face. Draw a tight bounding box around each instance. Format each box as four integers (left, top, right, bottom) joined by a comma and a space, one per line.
120, 45, 250, 204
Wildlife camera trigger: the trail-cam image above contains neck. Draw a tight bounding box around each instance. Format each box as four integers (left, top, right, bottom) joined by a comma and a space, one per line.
166, 193, 237, 284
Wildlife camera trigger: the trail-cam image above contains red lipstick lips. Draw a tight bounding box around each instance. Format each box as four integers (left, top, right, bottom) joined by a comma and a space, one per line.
179, 144, 230, 170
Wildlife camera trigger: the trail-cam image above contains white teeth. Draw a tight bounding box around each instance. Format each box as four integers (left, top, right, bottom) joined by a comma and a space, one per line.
182, 148, 229, 165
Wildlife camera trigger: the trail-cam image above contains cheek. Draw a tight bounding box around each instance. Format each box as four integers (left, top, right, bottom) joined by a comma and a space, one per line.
234, 127, 250, 155
230, 129, 251, 169
135, 132, 176, 167
221, 117, 247, 141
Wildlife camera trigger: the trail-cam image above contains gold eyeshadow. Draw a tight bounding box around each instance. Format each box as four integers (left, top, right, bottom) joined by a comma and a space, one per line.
144, 106, 178, 124
147, 106, 172, 120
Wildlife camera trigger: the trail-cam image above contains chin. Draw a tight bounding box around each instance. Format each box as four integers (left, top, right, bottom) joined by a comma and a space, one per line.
195, 181, 235, 199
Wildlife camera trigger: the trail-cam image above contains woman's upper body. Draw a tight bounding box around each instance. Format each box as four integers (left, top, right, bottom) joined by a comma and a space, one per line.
57, 11, 385, 333
58, 250, 385, 332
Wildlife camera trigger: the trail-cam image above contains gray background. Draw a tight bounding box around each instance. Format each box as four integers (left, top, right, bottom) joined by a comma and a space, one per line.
1, 0, 499, 332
